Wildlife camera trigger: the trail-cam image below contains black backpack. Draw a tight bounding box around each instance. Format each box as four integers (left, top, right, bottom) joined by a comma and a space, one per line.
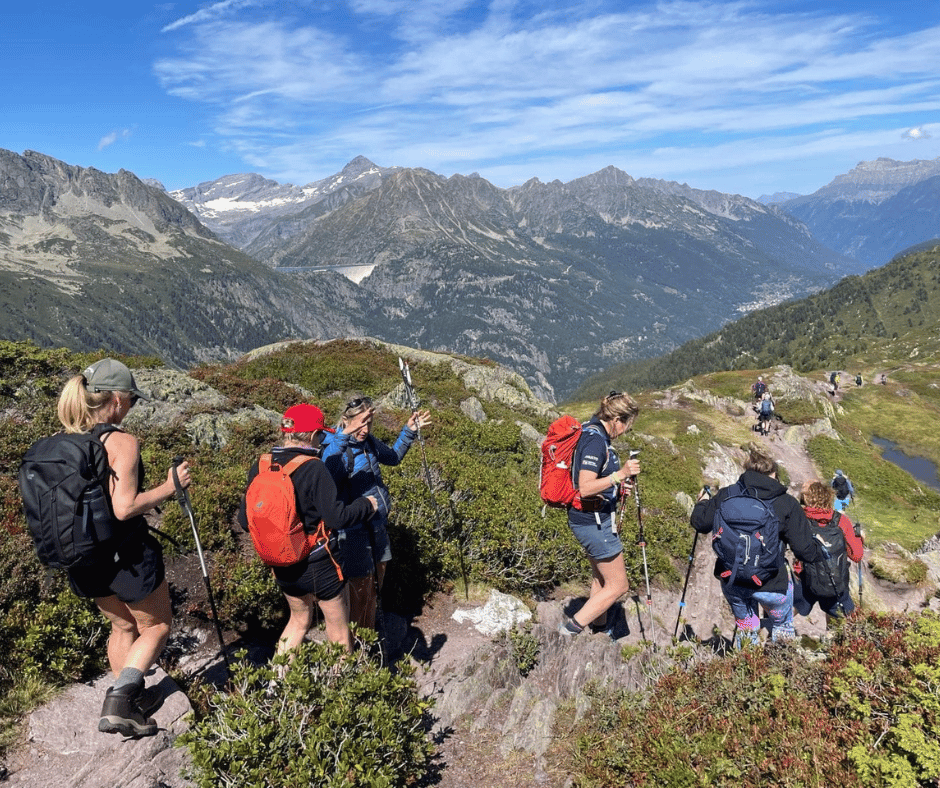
801, 513, 848, 598
711, 482, 782, 586
17, 424, 121, 569
832, 475, 850, 499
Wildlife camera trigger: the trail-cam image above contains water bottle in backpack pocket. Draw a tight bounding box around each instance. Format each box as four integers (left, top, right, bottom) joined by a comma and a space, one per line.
711, 482, 782, 586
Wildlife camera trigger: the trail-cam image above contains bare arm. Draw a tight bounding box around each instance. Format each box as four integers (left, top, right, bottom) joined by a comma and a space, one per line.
577, 457, 640, 498
105, 431, 191, 521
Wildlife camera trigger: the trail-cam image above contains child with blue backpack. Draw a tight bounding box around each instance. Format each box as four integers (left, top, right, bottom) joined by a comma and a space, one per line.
690, 446, 824, 648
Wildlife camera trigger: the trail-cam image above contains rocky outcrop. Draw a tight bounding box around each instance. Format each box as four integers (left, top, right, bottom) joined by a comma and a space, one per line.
5, 669, 193, 788
242, 337, 558, 418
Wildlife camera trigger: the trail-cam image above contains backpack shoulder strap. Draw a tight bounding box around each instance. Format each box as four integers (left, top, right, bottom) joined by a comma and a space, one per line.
282, 454, 316, 476
91, 423, 122, 445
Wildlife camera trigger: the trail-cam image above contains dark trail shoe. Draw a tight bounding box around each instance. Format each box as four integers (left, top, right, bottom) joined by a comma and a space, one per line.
135, 684, 164, 718
98, 685, 158, 737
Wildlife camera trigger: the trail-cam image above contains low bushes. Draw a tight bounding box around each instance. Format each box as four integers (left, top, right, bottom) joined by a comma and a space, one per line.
179, 640, 436, 788
563, 611, 940, 787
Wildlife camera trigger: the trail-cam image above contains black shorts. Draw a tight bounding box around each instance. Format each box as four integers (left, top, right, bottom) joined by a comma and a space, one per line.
67, 532, 165, 604
272, 546, 344, 601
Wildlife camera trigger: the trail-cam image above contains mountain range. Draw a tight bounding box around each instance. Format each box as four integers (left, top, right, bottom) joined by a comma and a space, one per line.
781, 156, 940, 267
2, 147, 938, 401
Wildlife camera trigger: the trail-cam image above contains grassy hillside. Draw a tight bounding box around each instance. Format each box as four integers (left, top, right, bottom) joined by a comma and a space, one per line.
572, 241, 940, 399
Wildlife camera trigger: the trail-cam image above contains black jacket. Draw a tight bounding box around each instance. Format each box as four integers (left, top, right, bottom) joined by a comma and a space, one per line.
237, 446, 373, 535
690, 470, 824, 594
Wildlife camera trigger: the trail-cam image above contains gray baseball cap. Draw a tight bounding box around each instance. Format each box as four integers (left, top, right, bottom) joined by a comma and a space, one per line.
82, 358, 149, 400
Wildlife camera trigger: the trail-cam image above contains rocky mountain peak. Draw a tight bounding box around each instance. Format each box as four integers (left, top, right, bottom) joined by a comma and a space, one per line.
809, 156, 940, 204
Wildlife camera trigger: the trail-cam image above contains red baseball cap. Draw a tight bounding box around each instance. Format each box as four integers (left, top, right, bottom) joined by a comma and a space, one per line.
281, 404, 335, 434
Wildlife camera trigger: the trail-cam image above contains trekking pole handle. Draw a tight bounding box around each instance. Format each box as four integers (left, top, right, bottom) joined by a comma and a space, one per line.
171, 455, 190, 508
398, 357, 420, 411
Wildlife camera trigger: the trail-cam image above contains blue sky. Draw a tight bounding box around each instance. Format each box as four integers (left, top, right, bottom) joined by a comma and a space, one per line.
2, 0, 939, 198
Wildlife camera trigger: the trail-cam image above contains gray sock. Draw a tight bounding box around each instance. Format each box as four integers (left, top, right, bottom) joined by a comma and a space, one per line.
114, 667, 145, 692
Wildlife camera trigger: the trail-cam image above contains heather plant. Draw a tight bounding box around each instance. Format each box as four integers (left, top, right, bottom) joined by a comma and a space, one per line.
564, 643, 857, 787
563, 611, 940, 788
179, 640, 436, 788
827, 611, 940, 787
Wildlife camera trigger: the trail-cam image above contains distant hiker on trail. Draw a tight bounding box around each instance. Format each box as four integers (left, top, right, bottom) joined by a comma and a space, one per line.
322, 396, 431, 632
690, 446, 824, 648
237, 404, 377, 655
831, 469, 855, 513
855, 373, 863, 387
793, 481, 863, 622
558, 392, 641, 638
881, 373, 888, 385
757, 392, 775, 436
751, 376, 767, 401
829, 371, 840, 395
50, 359, 191, 737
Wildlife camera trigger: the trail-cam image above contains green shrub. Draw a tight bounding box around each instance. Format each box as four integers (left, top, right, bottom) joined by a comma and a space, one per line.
506, 623, 540, 677
179, 641, 436, 788
212, 550, 287, 635
1, 591, 107, 685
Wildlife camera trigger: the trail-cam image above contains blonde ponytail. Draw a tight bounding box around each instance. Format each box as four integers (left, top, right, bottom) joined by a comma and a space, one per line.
57, 375, 113, 433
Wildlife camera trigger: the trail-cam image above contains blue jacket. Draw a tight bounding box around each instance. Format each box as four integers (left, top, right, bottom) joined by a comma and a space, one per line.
321, 424, 417, 526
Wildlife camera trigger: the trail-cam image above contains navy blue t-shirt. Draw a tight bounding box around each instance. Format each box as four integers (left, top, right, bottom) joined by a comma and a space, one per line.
567, 418, 621, 527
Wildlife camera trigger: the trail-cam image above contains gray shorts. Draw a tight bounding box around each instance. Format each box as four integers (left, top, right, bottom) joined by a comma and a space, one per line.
568, 514, 624, 561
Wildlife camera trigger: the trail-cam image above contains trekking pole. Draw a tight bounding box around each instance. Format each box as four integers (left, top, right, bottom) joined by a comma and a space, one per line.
854, 521, 864, 608
364, 522, 388, 665
172, 457, 230, 675
629, 451, 654, 639
399, 357, 470, 599
673, 530, 698, 640
674, 484, 709, 639
398, 358, 444, 539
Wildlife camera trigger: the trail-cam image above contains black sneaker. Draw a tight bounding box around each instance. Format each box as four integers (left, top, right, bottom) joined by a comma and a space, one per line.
98, 685, 158, 737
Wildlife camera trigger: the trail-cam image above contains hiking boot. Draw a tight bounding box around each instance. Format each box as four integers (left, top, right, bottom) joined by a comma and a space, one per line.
98, 685, 158, 737
558, 615, 583, 637
589, 607, 621, 639
135, 684, 164, 718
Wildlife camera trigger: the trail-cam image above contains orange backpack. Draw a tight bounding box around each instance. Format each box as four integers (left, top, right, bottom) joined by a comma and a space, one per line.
245, 453, 334, 569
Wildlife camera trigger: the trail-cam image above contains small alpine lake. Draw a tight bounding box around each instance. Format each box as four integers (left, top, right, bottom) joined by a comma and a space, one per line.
871, 436, 940, 493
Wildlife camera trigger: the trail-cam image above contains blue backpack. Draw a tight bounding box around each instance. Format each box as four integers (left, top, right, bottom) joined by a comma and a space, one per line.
760, 398, 773, 416
711, 482, 782, 586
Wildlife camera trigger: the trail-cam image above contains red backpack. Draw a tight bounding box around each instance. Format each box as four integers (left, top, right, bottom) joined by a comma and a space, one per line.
539, 415, 589, 509
245, 453, 334, 569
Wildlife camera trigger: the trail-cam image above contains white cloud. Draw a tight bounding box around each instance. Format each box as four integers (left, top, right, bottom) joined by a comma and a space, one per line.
161, 0, 265, 33
97, 128, 133, 151
152, 1, 940, 194
903, 126, 932, 140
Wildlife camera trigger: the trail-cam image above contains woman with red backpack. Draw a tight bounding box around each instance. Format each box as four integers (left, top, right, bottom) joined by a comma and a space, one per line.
558, 392, 641, 639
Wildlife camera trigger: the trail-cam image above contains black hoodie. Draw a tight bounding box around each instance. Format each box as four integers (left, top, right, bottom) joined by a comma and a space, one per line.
690, 470, 824, 594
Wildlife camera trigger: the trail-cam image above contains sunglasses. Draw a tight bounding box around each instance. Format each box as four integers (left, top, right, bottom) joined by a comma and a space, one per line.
344, 397, 373, 412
